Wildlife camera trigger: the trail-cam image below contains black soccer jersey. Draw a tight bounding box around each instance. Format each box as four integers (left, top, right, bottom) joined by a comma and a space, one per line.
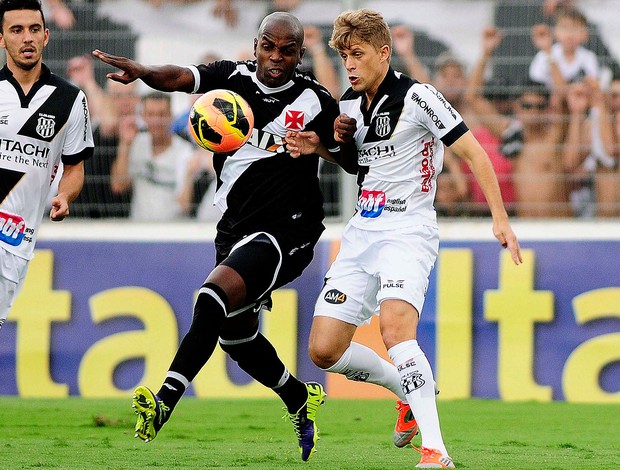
188, 60, 340, 254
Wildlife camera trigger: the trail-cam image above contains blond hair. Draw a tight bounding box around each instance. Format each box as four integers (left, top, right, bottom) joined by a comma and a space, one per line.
329, 8, 392, 54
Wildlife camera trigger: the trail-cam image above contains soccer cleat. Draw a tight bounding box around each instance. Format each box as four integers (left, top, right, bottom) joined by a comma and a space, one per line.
394, 400, 419, 447
413, 446, 455, 468
284, 381, 326, 461
132, 385, 170, 443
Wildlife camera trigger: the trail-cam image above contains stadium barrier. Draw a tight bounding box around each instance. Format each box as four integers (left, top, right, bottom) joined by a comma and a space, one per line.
0, 220, 618, 403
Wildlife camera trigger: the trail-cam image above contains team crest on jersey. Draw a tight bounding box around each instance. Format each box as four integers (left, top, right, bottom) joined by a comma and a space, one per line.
285, 110, 304, 130
36, 115, 56, 139
374, 114, 391, 137
0, 115, 8, 125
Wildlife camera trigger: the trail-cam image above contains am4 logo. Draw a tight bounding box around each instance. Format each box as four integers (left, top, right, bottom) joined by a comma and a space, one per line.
324, 289, 347, 304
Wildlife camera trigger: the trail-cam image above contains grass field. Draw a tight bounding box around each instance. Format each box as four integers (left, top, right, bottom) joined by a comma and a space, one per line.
1, 397, 619, 469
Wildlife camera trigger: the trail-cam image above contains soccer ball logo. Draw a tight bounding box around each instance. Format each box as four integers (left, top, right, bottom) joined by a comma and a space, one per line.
188, 89, 254, 153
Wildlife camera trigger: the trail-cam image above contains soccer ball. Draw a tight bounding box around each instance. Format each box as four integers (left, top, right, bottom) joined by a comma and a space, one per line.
188, 89, 254, 153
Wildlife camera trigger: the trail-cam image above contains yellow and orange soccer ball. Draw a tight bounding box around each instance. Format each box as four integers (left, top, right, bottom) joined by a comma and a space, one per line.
188, 89, 254, 153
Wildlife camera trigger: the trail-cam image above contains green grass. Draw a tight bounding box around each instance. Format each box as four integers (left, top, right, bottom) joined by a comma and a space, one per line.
1, 397, 618, 469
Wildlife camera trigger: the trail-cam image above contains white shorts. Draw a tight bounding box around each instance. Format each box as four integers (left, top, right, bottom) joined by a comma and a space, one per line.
314, 224, 439, 326
0, 247, 29, 325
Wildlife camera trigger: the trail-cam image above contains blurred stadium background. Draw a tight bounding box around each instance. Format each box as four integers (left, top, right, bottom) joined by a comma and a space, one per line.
1, 0, 619, 405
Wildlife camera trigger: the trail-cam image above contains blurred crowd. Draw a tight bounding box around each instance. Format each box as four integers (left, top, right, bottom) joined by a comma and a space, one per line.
45, 0, 620, 220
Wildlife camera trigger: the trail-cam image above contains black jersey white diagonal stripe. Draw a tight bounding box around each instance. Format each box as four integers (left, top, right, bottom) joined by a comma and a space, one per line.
190, 60, 340, 254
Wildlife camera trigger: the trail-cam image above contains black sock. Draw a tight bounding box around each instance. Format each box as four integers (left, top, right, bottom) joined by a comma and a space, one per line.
157, 283, 228, 410
274, 375, 308, 413
220, 332, 307, 413
157, 376, 186, 411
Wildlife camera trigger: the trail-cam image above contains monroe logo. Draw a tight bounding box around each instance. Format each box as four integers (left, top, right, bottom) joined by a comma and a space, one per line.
411, 92, 445, 129
374, 114, 391, 137
36, 116, 56, 138
324, 289, 347, 304
82, 96, 89, 141
424, 85, 457, 120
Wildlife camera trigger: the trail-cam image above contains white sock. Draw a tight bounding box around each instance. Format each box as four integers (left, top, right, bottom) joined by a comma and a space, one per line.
388, 340, 448, 455
324, 342, 405, 400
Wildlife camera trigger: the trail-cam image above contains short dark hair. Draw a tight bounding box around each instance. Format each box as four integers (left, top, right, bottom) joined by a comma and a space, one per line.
0, 0, 45, 32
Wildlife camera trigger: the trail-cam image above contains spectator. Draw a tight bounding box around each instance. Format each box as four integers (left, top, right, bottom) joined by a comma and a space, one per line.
514, 81, 571, 216
44, 0, 75, 30
170, 52, 221, 219
432, 50, 517, 216
111, 92, 195, 221
69, 58, 139, 218
466, 27, 569, 217
459, 26, 519, 215
390, 24, 431, 84
529, 5, 599, 94
302, 25, 340, 99
563, 79, 618, 217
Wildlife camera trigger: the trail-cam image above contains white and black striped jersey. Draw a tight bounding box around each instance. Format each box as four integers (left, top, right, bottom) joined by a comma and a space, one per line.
340, 69, 468, 230
188, 60, 340, 254
0, 64, 94, 260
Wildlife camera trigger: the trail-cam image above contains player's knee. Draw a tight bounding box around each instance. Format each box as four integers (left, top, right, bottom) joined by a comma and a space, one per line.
308, 341, 341, 370
193, 282, 229, 322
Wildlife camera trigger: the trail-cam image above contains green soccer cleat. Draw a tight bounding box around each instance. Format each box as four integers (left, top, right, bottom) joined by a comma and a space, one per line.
285, 381, 326, 461
132, 385, 170, 443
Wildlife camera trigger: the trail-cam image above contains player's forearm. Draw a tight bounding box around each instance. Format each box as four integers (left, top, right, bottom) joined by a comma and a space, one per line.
452, 132, 509, 219
140, 65, 195, 93
56, 162, 85, 204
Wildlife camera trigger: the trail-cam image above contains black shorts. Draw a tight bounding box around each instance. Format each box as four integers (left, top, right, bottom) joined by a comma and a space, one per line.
218, 230, 319, 311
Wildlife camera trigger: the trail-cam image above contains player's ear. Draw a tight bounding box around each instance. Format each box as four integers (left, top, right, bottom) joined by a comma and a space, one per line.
299, 45, 306, 65
253, 38, 258, 58
380, 45, 391, 63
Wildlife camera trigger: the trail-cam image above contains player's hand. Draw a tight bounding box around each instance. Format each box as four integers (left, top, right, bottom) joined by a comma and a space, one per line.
92, 49, 145, 84
493, 219, 522, 265
50, 195, 70, 221
286, 131, 320, 158
334, 114, 356, 143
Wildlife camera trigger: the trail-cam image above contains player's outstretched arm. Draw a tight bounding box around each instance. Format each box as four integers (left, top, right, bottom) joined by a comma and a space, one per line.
449, 131, 522, 265
92, 50, 195, 93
